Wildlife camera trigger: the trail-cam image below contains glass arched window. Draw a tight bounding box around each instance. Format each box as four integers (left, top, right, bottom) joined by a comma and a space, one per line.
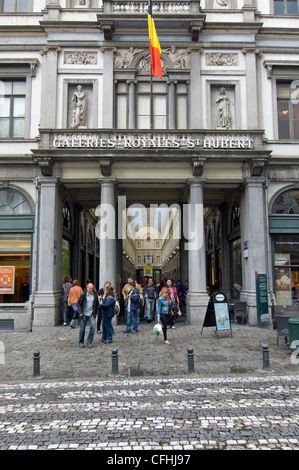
272, 189, 299, 215
0, 189, 31, 215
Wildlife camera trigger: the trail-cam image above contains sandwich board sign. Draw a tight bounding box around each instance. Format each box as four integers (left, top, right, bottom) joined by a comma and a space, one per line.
201, 291, 232, 338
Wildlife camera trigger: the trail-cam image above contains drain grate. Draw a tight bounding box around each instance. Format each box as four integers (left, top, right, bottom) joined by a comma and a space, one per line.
0, 319, 14, 330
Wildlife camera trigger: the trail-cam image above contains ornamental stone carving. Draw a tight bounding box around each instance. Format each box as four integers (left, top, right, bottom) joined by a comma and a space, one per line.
71, 85, 87, 129
114, 47, 140, 68
165, 46, 191, 69
64, 51, 97, 65
114, 46, 191, 70
216, 87, 232, 129
206, 52, 238, 66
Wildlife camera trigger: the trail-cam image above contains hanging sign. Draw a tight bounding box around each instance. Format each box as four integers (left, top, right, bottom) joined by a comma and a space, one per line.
0, 266, 15, 294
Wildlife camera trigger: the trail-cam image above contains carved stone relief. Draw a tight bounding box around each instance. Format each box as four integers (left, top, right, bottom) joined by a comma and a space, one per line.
206, 52, 238, 67
64, 51, 97, 65
113, 46, 191, 71
165, 46, 191, 69
114, 47, 140, 68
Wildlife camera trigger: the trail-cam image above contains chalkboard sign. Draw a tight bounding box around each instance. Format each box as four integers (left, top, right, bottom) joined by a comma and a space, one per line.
201, 292, 232, 338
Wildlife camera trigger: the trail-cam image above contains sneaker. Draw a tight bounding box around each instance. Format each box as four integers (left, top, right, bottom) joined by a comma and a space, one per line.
86, 343, 92, 348
164, 340, 171, 345
79, 343, 84, 348
123, 330, 131, 333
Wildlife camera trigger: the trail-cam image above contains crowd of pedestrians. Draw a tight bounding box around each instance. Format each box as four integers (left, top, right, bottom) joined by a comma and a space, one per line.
61, 275, 189, 348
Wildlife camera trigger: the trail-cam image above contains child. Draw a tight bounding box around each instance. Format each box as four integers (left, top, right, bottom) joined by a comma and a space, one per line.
157, 288, 170, 344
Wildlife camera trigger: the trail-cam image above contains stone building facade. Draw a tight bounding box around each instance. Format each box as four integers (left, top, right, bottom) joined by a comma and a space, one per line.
0, 0, 299, 330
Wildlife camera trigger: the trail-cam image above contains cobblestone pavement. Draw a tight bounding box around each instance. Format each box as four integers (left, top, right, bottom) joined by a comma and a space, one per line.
1, 375, 299, 450
1, 321, 299, 451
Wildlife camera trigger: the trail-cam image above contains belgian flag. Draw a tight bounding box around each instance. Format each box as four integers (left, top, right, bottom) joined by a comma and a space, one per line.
148, 0, 162, 79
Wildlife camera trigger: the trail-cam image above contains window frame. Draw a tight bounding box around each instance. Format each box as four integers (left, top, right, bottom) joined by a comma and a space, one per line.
273, 0, 299, 15
114, 78, 189, 130
0, 0, 33, 13
276, 80, 299, 140
0, 61, 37, 140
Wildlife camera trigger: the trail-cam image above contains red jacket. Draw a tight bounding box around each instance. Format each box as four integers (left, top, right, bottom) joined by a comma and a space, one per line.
165, 286, 178, 305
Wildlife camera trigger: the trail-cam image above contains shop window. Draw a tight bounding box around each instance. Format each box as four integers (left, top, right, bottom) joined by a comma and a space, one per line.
277, 82, 299, 139
272, 189, 299, 305
274, 234, 299, 305
0, 233, 31, 304
274, 0, 299, 14
0, 80, 26, 138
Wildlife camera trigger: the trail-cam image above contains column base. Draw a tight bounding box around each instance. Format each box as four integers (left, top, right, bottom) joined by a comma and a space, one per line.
32, 291, 61, 328
240, 290, 271, 326
186, 291, 210, 327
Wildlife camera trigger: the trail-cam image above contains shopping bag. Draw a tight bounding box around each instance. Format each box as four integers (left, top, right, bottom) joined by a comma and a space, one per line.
153, 323, 163, 336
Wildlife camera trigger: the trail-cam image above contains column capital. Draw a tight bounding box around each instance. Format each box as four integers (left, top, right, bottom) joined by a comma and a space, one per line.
34, 176, 60, 187
187, 177, 206, 187
243, 176, 267, 188
97, 177, 117, 186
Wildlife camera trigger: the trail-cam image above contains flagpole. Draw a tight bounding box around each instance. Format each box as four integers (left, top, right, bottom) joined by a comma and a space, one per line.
150, 61, 153, 130
149, 0, 153, 130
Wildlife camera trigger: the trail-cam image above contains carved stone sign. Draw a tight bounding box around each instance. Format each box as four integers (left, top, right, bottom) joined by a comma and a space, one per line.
51, 132, 254, 150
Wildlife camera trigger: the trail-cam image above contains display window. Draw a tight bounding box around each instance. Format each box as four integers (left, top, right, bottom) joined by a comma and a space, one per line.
0, 233, 31, 304
274, 234, 299, 305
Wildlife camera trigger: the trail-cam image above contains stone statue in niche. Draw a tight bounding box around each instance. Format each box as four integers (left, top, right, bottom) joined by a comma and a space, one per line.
216, 87, 232, 129
75, 0, 90, 7
71, 85, 87, 128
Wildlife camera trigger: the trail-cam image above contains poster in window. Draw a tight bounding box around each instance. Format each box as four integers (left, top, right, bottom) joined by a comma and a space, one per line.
0, 266, 15, 294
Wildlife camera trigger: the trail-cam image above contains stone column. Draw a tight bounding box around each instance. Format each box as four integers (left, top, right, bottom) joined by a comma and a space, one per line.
101, 47, 114, 128
186, 179, 209, 326
128, 80, 136, 129
240, 177, 268, 325
98, 179, 117, 290
190, 48, 202, 129
39, 46, 60, 129
242, 48, 260, 129
33, 176, 62, 327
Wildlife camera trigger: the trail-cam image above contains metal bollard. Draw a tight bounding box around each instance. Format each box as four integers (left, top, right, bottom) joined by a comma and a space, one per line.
262, 344, 270, 370
187, 347, 194, 374
33, 351, 40, 377
111, 348, 119, 376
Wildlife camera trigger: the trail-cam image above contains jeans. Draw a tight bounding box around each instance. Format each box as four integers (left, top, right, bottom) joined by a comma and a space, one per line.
126, 310, 138, 332
102, 316, 113, 342
145, 298, 155, 321
79, 315, 96, 345
62, 299, 69, 324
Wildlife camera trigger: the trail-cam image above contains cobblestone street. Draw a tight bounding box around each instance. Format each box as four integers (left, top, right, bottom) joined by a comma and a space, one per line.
1, 322, 299, 451
1, 375, 299, 451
